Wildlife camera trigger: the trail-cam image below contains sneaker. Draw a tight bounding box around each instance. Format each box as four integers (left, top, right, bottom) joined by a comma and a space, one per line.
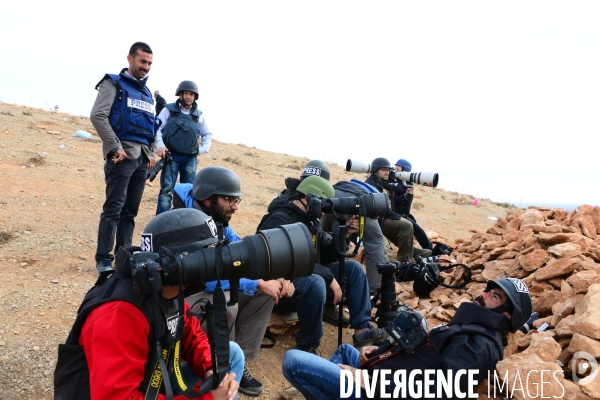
95, 259, 113, 275
352, 325, 389, 349
239, 365, 263, 396
322, 304, 350, 328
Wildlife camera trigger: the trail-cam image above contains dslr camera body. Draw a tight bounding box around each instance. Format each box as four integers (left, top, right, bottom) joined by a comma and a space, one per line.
147, 151, 172, 182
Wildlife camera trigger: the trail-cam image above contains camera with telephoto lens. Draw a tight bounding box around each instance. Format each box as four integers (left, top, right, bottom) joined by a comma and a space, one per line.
130, 223, 315, 295
304, 192, 389, 220
147, 151, 172, 182
371, 261, 403, 327
346, 159, 439, 188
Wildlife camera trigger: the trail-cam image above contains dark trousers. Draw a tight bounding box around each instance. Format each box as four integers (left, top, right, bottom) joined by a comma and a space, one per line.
405, 214, 432, 250
95, 155, 148, 262
273, 274, 325, 348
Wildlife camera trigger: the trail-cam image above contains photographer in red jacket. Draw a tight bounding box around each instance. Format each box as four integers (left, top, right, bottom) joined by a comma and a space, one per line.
54, 209, 242, 400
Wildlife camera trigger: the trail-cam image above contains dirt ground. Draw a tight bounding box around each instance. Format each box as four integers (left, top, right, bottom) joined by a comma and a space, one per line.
0, 102, 522, 399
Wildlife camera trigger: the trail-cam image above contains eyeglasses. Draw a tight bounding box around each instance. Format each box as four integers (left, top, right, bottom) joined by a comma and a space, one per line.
219, 195, 242, 206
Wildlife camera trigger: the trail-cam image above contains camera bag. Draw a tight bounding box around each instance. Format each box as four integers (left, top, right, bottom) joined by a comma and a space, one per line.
413, 262, 471, 297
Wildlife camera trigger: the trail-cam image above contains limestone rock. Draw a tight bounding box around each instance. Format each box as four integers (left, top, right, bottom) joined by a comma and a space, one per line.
533, 290, 569, 316
538, 232, 572, 245
549, 243, 583, 258
568, 284, 600, 339
555, 315, 575, 338
496, 352, 564, 400
567, 271, 600, 294
519, 249, 551, 272
566, 333, 600, 358
535, 258, 581, 281
522, 335, 562, 362
562, 379, 595, 400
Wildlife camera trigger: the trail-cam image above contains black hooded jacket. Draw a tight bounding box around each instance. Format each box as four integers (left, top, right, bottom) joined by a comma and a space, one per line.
257, 196, 336, 286
361, 302, 510, 399
365, 174, 386, 193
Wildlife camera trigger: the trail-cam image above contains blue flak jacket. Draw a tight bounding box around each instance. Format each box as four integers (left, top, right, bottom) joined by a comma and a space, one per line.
96, 68, 155, 146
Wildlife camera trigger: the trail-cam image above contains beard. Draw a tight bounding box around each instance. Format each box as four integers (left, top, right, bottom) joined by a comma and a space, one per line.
212, 203, 233, 224
473, 295, 486, 307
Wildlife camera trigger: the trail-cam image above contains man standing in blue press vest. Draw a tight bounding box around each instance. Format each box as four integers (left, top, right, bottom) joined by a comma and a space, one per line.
90, 42, 157, 275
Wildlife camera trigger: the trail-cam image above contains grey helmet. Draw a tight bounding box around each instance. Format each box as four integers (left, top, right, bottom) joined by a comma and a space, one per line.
370, 157, 393, 173
175, 80, 199, 100
192, 166, 242, 201
485, 278, 533, 333
301, 160, 330, 181
141, 208, 218, 254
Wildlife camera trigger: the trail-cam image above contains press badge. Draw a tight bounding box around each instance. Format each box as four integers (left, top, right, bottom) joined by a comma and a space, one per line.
127, 98, 153, 113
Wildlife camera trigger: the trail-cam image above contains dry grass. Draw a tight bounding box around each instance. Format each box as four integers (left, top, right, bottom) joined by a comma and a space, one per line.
223, 156, 242, 165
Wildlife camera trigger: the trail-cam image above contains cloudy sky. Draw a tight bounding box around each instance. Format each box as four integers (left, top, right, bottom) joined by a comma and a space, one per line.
1, 1, 598, 207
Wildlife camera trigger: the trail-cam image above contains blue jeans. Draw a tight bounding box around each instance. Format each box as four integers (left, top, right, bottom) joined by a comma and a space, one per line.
96, 155, 148, 262
327, 260, 372, 330
169, 341, 244, 399
273, 274, 325, 348
283, 344, 362, 399
156, 153, 197, 214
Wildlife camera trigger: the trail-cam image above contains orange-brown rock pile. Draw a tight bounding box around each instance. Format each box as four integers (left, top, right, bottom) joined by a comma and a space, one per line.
422, 205, 600, 399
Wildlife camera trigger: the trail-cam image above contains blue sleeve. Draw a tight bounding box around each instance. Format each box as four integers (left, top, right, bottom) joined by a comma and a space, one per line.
225, 226, 259, 295
224, 226, 242, 242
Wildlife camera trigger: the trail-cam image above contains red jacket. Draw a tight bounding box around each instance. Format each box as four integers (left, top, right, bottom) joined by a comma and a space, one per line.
80, 299, 213, 400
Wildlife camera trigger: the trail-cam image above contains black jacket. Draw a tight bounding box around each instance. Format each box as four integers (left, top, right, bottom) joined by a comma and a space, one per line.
362, 302, 510, 399
257, 196, 337, 286
392, 183, 414, 217
155, 95, 167, 116
365, 174, 386, 193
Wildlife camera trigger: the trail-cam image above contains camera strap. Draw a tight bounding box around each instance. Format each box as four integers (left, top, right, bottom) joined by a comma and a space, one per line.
146, 266, 175, 400
161, 248, 229, 398
436, 262, 472, 289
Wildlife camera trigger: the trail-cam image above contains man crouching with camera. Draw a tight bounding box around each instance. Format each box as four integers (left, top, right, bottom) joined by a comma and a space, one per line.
54, 208, 242, 400
258, 176, 390, 353
282, 277, 533, 400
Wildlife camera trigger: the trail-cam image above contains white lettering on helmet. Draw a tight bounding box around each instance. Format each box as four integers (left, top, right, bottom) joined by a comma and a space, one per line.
303, 166, 322, 176
506, 277, 529, 293
141, 233, 153, 251
206, 217, 218, 238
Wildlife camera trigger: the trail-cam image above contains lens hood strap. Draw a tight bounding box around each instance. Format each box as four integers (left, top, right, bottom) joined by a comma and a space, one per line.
148, 287, 175, 400
438, 263, 472, 289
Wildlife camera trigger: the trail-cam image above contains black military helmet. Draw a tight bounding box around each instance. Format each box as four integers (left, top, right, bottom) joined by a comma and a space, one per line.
485, 277, 533, 333
192, 166, 242, 201
141, 208, 218, 254
370, 157, 393, 173
301, 160, 330, 181
175, 80, 199, 100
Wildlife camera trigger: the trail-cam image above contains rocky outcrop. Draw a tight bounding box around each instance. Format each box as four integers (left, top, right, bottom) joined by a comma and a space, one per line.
407, 205, 600, 398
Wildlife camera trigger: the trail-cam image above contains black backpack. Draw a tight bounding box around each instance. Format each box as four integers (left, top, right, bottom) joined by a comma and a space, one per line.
398, 258, 471, 297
